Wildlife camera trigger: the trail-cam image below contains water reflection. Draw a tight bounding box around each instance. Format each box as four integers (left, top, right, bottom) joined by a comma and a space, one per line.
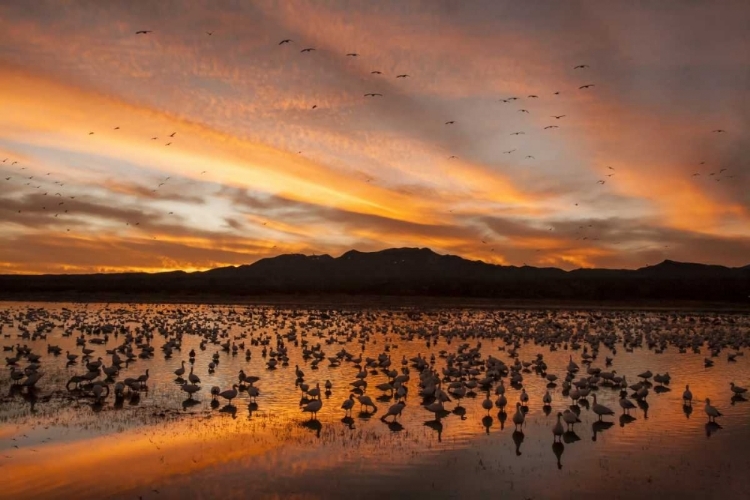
1, 302, 749, 500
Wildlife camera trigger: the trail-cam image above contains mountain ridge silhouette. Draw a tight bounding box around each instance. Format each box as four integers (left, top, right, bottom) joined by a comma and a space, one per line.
1, 247, 748, 302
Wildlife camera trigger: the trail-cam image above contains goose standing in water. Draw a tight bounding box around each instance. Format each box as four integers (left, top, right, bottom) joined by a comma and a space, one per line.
341, 394, 355, 416
682, 385, 693, 405
562, 409, 580, 431
381, 401, 406, 422
188, 367, 200, 385
592, 394, 615, 421
619, 396, 636, 415
704, 398, 722, 422
730, 383, 747, 396
219, 385, 239, 406
512, 402, 525, 430
552, 412, 564, 442
482, 393, 493, 415
302, 398, 323, 420
174, 361, 186, 378
542, 390, 552, 406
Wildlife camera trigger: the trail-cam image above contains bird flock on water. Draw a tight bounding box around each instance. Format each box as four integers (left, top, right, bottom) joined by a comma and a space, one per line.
4, 305, 749, 461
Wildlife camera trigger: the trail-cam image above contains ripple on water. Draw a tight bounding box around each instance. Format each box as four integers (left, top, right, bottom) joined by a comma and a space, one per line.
0, 302, 749, 500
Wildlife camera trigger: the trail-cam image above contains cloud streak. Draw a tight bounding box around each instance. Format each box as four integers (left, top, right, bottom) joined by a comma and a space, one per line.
0, 0, 749, 273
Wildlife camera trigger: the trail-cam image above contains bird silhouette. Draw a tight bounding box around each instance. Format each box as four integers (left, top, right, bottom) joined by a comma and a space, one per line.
300, 48, 315, 53
135, 30, 153, 35
552, 115, 566, 119
371, 71, 382, 74
396, 74, 409, 78
445, 121, 455, 125
544, 126, 558, 129
364, 93, 383, 97
279, 39, 292, 45
579, 84, 595, 89
574, 64, 589, 69
346, 53, 358, 57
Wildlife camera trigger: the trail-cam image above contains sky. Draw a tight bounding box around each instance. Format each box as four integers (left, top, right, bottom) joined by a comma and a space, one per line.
1, 0, 749, 274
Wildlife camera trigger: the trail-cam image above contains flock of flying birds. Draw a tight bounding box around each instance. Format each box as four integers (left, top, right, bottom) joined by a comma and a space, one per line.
0, 28, 737, 257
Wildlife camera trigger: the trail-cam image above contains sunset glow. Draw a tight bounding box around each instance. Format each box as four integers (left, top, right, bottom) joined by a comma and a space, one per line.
1, 1, 749, 273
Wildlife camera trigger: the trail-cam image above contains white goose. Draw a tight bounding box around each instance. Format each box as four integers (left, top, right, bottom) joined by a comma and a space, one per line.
704, 398, 722, 422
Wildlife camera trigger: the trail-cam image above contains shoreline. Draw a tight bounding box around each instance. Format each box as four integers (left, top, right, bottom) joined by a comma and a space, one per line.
1, 293, 749, 312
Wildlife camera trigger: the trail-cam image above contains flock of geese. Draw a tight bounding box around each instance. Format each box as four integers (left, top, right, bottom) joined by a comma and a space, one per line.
4, 305, 749, 458
0, 27, 738, 257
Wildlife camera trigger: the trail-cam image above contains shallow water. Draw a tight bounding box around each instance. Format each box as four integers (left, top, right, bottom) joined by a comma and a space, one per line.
1, 302, 749, 500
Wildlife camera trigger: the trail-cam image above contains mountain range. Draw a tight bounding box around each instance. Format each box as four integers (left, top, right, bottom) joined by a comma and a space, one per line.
1, 247, 749, 302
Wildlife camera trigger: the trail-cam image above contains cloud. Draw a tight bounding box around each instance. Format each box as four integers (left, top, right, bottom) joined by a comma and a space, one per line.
0, 1, 749, 273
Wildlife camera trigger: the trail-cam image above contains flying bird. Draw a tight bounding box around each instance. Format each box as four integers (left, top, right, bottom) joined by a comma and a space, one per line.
448, 156, 458, 159
279, 39, 293, 45
114, 126, 120, 130
544, 126, 558, 129
518, 109, 529, 113
371, 71, 382, 74
300, 48, 315, 53
712, 129, 726, 133
135, 30, 153, 35
206, 31, 213, 36
169, 132, 176, 137
88, 132, 94, 135
364, 93, 383, 97
503, 149, 516, 154
607, 166, 615, 170
597, 180, 606, 184
551, 115, 566, 119
396, 74, 409, 78
511, 131, 524, 135
574, 64, 589, 69
525, 155, 535, 159
346, 53, 358, 57
579, 84, 595, 89
527, 95, 538, 98
445, 121, 455, 125
312, 104, 317, 109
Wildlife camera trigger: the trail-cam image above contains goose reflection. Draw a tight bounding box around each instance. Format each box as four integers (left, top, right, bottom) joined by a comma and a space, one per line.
452, 405, 467, 420
482, 415, 493, 434
637, 398, 650, 419
705, 421, 722, 438
552, 441, 564, 469
219, 404, 237, 419
682, 404, 693, 419
730, 394, 747, 405
592, 420, 614, 441
424, 419, 444, 442
341, 416, 355, 429
181, 397, 200, 411
512, 430, 524, 456
563, 430, 581, 444
498, 410, 507, 430
386, 421, 404, 432
301, 419, 323, 438
619, 414, 636, 427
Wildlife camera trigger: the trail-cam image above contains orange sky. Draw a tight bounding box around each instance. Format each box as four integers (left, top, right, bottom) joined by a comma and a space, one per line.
1, 1, 749, 274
